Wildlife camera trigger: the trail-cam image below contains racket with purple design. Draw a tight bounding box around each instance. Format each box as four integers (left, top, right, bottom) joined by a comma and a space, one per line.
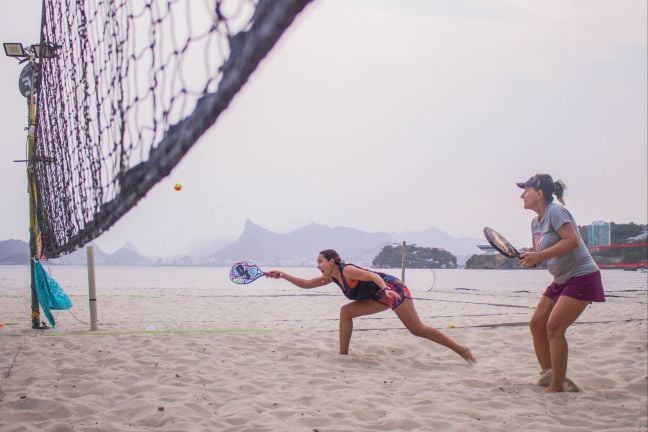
483, 227, 521, 259
229, 261, 266, 284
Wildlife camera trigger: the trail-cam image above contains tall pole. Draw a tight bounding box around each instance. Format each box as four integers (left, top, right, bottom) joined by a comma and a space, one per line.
27, 68, 43, 328
6, 6, 59, 330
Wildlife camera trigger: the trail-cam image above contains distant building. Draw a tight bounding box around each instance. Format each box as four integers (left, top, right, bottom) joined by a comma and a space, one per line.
477, 244, 496, 254
586, 221, 611, 247
629, 226, 648, 242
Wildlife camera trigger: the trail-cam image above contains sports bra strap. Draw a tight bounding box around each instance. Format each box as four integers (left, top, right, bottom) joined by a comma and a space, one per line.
337, 263, 350, 290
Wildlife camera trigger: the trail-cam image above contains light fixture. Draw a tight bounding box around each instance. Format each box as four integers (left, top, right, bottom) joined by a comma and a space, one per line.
3, 42, 26, 58
32, 42, 60, 59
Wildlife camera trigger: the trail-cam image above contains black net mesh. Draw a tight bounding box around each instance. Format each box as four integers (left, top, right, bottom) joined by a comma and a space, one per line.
33, 0, 312, 258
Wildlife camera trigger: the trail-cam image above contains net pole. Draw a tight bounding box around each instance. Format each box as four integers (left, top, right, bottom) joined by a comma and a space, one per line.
86, 246, 98, 331
27, 69, 41, 329
26, 0, 48, 329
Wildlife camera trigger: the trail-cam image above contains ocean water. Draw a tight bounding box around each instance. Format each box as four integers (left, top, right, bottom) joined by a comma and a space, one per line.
1, 265, 645, 297
1, 265, 646, 331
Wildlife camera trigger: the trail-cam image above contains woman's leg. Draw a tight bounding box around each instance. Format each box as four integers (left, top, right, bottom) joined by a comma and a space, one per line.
393, 299, 476, 364
529, 295, 556, 371
545, 295, 588, 393
339, 300, 389, 354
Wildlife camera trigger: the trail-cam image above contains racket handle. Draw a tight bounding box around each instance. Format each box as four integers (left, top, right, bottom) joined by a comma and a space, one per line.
517, 255, 537, 268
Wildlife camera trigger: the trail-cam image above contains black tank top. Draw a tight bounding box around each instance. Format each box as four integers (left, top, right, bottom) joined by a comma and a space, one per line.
330, 263, 387, 300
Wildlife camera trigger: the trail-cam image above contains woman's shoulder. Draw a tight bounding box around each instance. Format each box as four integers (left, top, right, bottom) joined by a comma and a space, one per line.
340, 262, 356, 271
548, 202, 573, 217
341, 263, 369, 274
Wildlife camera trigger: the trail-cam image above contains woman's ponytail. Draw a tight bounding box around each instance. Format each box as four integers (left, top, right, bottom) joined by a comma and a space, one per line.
553, 180, 566, 205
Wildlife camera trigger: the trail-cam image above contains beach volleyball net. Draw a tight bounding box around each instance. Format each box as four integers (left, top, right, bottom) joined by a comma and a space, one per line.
33, 0, 312, 259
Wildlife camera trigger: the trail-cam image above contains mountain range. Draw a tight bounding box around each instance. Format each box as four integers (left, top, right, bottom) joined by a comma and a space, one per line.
0, 220, 482, 266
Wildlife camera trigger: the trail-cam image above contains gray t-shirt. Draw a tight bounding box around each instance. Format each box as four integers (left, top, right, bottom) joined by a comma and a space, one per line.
532, 203, 598, 284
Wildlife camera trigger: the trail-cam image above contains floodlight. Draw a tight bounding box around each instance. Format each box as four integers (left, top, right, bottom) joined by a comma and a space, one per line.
4, 42, 26, 58
32, 42, 60, 59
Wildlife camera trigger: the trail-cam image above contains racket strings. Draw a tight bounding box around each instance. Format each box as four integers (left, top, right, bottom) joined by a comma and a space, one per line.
230, 261, 265, 284
484, 227, 519, 258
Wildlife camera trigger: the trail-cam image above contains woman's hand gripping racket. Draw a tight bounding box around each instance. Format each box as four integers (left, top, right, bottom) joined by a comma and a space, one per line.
483, 227, 538, 268
229, 261, 267, 284
483, 227, 521, 259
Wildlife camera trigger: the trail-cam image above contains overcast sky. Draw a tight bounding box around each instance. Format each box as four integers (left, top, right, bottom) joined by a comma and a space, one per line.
1, 0, 646, 257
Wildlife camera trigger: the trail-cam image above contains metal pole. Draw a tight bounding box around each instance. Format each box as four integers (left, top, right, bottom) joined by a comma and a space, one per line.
401, 241, 406, 283
86, 246, 98, 330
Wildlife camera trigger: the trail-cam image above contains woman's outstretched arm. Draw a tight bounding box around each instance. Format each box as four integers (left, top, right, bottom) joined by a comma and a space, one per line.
267, 270, 330, 289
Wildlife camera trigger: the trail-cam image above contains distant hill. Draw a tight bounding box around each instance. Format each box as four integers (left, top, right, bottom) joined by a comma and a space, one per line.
103, 244, 152, 266
207, 219, 481, 266
47, 244, 109, 265
0, 240, 151, 266
1, 220, 482, 266
0, 240, 30, 264
188, 236, 235, 259
373, 244, 457, 269
208, 220, 394, 266
51, 243, 151, 266
466, 254, 522, 270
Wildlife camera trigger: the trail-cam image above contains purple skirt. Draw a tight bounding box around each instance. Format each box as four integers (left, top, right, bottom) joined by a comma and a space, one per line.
543, 271, 605, 303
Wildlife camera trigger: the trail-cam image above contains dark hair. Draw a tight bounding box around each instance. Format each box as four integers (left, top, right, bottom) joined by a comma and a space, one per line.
531, 174, 566, 205
319, 249, 342, 264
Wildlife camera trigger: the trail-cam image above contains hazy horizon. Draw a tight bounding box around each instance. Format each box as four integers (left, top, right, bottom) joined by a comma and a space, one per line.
2, 217, 646, 258
2, 1, 646, 257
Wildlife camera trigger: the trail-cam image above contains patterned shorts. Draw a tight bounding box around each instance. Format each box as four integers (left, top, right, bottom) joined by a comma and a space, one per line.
374, 275, 413, 310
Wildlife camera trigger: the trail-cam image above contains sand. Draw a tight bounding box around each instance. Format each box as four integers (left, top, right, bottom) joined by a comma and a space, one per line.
0, 266, 646, 431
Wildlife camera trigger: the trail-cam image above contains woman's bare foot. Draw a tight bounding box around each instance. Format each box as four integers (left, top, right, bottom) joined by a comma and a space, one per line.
543, 386, 563, 394
459, 347, 477, 365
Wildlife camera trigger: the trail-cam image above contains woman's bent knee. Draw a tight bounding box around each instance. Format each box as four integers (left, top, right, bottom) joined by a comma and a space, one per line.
408, 325, 427, 337
340, 305, 353, 320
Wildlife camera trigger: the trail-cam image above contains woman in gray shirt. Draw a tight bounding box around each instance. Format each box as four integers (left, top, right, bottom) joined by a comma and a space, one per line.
517, 174, 605, 393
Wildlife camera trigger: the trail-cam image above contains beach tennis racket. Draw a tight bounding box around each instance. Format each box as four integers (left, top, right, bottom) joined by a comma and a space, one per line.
229, 261, 266, 284
483, 227, 521, 259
